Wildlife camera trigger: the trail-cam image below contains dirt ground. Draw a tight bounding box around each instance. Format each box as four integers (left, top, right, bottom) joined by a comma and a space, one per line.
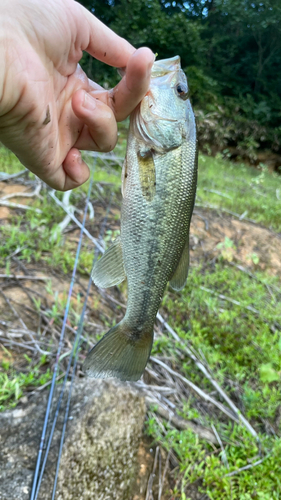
1, 179, 281, 499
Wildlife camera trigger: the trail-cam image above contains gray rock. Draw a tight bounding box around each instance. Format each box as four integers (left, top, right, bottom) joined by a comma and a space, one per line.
0, 379, 146, 500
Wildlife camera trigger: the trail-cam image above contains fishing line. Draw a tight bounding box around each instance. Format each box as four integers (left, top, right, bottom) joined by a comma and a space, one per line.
51, 192, 113, 499
30, 172, 94, 500
51, 275, 93, 499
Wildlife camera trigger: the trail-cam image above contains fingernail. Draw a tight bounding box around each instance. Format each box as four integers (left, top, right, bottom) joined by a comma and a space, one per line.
83, 93, 96, 111
147, 53, 155, 76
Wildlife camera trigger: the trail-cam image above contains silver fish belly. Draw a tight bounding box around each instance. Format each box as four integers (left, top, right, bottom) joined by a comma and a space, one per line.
84, 56, 197, 381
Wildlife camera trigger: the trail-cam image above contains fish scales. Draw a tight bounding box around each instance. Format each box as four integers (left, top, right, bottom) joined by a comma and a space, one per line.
84, 56, 198, 381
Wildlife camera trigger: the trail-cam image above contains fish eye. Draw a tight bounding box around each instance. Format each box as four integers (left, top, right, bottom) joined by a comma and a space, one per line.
176, 83, 188, 100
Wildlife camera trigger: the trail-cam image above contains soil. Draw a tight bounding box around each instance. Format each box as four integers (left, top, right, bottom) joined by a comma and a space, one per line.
191, 209, 281, 276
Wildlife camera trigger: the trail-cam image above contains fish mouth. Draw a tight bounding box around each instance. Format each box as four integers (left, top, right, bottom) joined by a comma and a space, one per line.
151, 55, 181, 78
130, 55, 192, 153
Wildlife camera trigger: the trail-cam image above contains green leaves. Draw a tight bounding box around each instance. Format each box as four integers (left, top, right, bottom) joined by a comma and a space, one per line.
259, 363, 280, 384
79, 0, 281, 163
0, 359, 52, 411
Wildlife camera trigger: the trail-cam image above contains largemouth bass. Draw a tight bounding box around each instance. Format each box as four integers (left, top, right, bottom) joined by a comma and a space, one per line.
84, 56, 197, 381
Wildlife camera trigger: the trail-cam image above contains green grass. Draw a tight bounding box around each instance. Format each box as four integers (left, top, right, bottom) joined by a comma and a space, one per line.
0, 144, 25, 175
0, 159, 121, 273
159, 260, 281, 416
1, 142, 281, 498
147, 257, 281, 498
197, 155, 281, 232
0, 354, 52, 411
146, 418, 281, 499
146, 154, 281, 498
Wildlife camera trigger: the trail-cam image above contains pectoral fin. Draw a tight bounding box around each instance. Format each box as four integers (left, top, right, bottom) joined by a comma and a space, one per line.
92, 237, 126, 288
138, 150, 156, 202
169, 239, 190, 291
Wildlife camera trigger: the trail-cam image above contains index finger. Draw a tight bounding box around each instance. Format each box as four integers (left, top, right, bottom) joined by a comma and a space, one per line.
80, 4, 135, 68
88, 48, 155, 122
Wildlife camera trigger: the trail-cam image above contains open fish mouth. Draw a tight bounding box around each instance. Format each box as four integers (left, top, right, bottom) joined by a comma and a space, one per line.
151, 55, 181, 77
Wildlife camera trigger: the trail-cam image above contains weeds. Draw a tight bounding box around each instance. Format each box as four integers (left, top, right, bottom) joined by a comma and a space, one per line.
0, 354, 52, 411
1, 143, 281, 498
197, 155, 281, 232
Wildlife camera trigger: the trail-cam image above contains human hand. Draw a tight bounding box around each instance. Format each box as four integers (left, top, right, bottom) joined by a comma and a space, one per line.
0, 0, 154, 190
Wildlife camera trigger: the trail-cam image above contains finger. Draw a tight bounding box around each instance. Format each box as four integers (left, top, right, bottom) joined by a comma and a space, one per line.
61, 149, 90, 191
72, 89, 118, 152
38, 149, 90, 192
111, 47, 155, 121
79, 4, 135, 67
82, 48, 155, 122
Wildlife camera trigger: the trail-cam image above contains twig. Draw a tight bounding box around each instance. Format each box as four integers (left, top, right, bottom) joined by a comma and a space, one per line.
146, 396, 218, 444
224, 455, 270, 477
0, 199, 42, 213
145, 446, 160, 500
156, 313, 258, 440
49, 190, 104, 253
158, 449, 171, 500
193, 211, 209, 230
0, 274, 48, 281
0, 336, 38, 353
0, 288, 28, 330
151, 357, 239, 423
0, 169, 27, 180
195, 202, 257, 225
211, 424, 228, 467
228, 261, 280, 295
88, 150, 124, 167
199, 286, 259, 315
1, 182, 41, 200
5, 328, 51, 356
203, 188, 232, 200
29, 373, 65, 393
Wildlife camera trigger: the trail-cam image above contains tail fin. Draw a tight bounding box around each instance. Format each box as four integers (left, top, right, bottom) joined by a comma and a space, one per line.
83, 321, 153, 382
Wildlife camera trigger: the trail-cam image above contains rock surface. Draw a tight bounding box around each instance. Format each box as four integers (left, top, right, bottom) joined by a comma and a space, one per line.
0, 379, 146, 500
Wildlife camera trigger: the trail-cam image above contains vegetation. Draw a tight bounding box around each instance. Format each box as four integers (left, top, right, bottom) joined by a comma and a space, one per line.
197, 155, 281, 232
78, 0, 281, 168
0, 354, 51, 411
1, 140, 281, 498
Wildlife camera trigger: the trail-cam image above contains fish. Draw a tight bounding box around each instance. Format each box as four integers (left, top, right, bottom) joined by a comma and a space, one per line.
83, 55, 198, 382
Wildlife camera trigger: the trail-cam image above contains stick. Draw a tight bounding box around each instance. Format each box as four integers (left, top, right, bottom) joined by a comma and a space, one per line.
0, 169, 27, 180
225, 455, 270, 477
156, 313, 258, 440
0, 274, 48, 280
203, 188, 232, 200
151, 357, 239, 423
49, 190, 104, 253
199, 286, 260, 315
158, 450, 171, 500
145, 446, 160, 500
146, 396, 218, 444
0, 199, 42, 212
1, 183, 41, 200
195, 202, 257, 225
211, 424, 228, 467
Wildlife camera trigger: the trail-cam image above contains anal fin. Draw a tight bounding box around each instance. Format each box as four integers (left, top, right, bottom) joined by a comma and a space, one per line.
92, 236, 126, 288
169, 239, 190, 291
